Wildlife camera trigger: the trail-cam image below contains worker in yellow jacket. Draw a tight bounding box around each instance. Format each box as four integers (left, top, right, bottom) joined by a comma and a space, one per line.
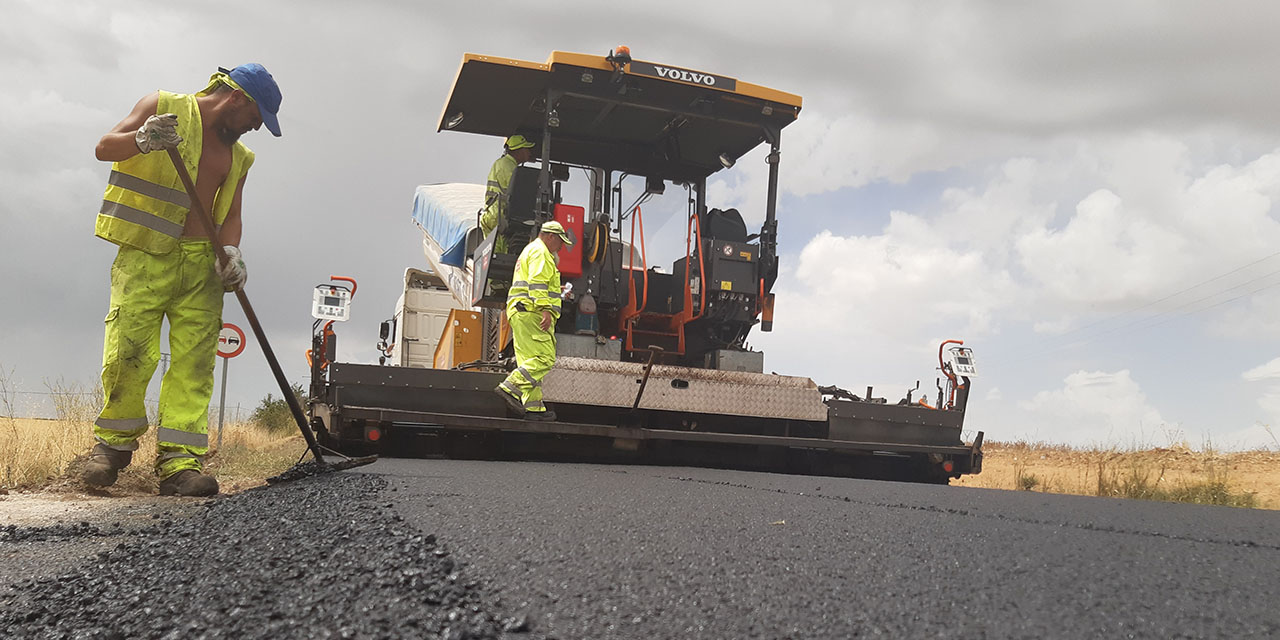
494, 221, 575, 421
479, 135, 537, 254
83, 64, 282, 496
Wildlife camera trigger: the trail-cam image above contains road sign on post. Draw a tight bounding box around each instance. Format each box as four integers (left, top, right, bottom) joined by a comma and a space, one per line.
216, 323, 247, 451
218, 324, 247, 359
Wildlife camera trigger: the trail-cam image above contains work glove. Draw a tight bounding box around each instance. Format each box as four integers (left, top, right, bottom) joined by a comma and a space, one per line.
135, 113, 182, 154
215, 246, 248, 291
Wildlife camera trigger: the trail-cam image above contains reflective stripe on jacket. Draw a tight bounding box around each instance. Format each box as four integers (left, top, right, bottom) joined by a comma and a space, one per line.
479, 153, 517, 237
96, 91, 255, 254
507, 237, 562, 317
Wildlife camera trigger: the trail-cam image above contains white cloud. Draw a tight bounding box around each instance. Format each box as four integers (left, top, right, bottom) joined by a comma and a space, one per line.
1242, 357, 1280, 382
786, 217, 1016, 341
782, 112, 949, 194
755, 135, 1280, 426
1017, 370, 1168, 447
1018, 187, 1189, 304
730, 129, 1280, 353
1016, 144, 1280, 325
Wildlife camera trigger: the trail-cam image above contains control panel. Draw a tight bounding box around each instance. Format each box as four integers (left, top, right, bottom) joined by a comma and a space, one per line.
945, 346, 978, 377
312, 285, 352, 322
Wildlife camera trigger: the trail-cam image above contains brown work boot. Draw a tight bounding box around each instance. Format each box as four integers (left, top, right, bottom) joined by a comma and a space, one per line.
524, 409, 557, 422
158, 469, 219, 497
82, 444, 133, 487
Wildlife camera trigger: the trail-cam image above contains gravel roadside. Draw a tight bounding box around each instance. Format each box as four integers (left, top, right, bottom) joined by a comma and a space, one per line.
0, 472, 535, 640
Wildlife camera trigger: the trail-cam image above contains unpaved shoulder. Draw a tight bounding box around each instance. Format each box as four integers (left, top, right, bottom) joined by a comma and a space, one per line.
0, 491, 208, 591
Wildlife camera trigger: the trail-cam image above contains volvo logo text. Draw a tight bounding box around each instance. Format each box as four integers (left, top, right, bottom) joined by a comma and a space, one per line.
629, 61, 737, 90
652, 65, 717, 86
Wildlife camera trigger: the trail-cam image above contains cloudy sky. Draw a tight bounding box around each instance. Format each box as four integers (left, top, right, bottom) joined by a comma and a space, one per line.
5, 0, 1280, 450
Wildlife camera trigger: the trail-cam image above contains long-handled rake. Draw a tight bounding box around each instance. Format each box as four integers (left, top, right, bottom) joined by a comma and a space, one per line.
165, 148, 376, 483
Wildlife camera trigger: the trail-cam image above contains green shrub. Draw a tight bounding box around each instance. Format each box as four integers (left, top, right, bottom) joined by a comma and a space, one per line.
1012, 460, 1040, 491
249, 383, 307, 435
1096, 457, 1257, 508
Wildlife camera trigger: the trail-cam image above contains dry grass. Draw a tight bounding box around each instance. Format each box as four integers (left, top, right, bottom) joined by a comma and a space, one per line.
955, 441, 1279, 509
0, 367, 303, 494
0, 368, 304, 529
1, 416, 304, 494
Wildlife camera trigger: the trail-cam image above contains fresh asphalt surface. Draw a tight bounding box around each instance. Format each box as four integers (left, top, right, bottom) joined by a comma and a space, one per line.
2, 458, 1277, 638
378, 458, 1280, 639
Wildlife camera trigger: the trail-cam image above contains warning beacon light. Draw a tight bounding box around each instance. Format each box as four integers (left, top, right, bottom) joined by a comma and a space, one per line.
608, 45, 632, 66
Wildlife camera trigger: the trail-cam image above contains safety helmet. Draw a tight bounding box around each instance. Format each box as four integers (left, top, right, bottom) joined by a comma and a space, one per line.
540, 221, 576, 246
505, 134, 536, 150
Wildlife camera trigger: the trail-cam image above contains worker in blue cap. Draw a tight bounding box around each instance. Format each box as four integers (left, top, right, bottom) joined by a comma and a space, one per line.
84, 63, 282, 496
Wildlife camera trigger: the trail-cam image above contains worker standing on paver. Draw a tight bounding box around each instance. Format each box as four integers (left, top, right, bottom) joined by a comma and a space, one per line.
479, 135, 536, 254
82, 64, 282, 497
494, 221, 574, 421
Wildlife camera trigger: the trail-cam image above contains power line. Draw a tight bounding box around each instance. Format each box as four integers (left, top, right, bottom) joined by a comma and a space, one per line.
998, 250, 1280, 364
1060, 264, 1280, 345
1048, 248, 1280, 343
1139, 272, 1280, 329
1024, 276, 1280, 363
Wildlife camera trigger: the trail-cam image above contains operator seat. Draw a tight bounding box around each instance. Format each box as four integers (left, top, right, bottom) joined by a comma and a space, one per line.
506, 166, 540, 230
702, 208, 749, 243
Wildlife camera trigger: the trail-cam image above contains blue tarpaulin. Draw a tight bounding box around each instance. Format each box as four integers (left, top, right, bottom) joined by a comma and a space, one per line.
410, 183, 486, 267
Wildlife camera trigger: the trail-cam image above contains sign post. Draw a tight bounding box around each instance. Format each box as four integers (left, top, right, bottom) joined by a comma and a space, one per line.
216, 323, 247, 451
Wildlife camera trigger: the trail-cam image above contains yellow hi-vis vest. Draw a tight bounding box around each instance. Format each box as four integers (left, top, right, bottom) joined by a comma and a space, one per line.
507, 237, 563, 318
480, 153, 517, 236
96, 91, 255, 255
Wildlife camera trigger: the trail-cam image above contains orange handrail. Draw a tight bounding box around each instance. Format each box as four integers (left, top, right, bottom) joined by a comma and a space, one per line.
621, 207, 649, 328
331, 275, 357, 299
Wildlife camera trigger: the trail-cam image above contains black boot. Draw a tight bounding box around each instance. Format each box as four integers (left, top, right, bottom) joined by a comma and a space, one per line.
82, 444, 133, 487
158, 469, 219, 497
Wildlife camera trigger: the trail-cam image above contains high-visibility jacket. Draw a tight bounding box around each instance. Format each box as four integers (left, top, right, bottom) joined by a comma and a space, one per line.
96, 91, 255, 254
507, 237, 562, 318
479, 153, 517, 238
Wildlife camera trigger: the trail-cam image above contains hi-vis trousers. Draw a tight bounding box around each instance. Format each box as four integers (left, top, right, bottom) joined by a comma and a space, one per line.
94, 240, 223, 478
497, 309, 556, 413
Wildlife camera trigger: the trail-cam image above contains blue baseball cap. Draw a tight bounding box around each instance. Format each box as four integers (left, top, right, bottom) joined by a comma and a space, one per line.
220, 63, 282, 136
